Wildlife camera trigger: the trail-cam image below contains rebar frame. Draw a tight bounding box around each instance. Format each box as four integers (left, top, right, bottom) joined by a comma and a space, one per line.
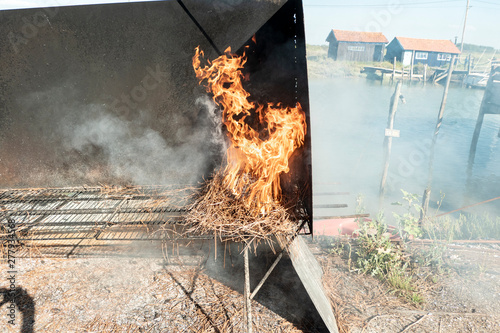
0, 186, 191, 242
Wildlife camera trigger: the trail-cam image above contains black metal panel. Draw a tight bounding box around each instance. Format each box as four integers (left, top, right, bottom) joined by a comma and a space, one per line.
233, 0, 313, 231
0, 0, 312, 228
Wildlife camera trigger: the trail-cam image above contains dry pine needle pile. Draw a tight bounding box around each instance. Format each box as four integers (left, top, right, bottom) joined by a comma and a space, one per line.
184, 171, 298, 247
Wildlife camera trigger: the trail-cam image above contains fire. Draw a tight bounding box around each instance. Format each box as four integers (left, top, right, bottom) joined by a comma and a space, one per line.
193, 46, 306, 211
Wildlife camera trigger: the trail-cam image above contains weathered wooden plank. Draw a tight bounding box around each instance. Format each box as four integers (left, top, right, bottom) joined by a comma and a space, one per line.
289, 236, 339, 333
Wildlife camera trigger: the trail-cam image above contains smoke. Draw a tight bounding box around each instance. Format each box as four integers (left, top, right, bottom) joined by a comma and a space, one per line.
196, 95, 228, 154
0, 80, 229, 188
309, 78, 500, 219
62, 103, 222, 186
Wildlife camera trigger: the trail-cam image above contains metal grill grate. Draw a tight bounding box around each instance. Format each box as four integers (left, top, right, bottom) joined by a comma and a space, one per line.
0, 186, 193, 242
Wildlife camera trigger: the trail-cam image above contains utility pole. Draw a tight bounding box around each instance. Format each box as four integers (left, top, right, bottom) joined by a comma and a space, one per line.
460, 0, 470, 53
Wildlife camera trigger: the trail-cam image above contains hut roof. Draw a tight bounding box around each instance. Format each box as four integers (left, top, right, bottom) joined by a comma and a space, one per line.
394, 37, 460, 54
327, 30, 389, 43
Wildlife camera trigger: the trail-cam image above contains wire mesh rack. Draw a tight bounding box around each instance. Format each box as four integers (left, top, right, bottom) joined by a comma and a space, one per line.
0, 186, 197, 243
0, 185, 310, 258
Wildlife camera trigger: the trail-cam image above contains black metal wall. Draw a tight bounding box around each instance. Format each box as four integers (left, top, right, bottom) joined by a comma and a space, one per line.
0, 0, 311, 223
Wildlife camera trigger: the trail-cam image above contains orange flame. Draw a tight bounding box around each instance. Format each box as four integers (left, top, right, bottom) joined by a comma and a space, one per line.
193, 46, 307, 210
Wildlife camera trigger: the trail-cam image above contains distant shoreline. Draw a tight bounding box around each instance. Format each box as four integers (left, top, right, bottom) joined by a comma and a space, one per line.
305, 44, 496, 80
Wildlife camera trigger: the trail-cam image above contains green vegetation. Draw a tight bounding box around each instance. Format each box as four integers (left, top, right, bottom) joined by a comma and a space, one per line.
425, 213, 500, 241
355, 216, 423, 304
461, 43, 497, 54
456, 51, 497, 73
306, 42, 498, 79
325, 189, 499, 305
306, 44, 396, 79
392, 190, 423, 240
306, 44, 329, 57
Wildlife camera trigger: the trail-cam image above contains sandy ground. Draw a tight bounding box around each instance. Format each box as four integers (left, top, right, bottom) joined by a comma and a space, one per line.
311, 238, 500, 333
0, 240, 325, 333
0, 237, 499, 333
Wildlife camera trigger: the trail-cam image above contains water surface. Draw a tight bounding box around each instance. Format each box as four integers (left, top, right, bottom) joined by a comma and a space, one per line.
310, 78, 500, 218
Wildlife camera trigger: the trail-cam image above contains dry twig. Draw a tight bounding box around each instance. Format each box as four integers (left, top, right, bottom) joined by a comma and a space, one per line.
400, 314, 429, 332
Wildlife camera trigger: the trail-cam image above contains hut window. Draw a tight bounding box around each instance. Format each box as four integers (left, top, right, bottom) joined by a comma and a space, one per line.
437, 53, 451, 61
347, 46, 365, 52
415, 52, 428, 60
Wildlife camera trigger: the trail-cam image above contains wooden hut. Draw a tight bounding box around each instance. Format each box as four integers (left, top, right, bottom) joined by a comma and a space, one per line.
326, 30, 388, 62
385, 37, 460, 67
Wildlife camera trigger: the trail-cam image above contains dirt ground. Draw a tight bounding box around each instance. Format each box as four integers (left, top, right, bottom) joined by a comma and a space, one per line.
0, 237, 499, 333
310, 238, 500, 333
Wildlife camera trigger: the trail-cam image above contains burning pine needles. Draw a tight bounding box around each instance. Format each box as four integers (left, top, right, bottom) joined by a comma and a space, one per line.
184, 171, 298, 249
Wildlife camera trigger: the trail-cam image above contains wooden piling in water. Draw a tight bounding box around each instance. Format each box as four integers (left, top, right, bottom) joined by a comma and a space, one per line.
379, 81, 403, 207
410, 50, 415, 82
420, 56, 456, 224
392, 57, 396, 83
467, 64, 500, 181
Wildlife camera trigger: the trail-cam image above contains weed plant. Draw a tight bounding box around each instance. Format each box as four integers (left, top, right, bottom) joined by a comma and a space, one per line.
424, 213, 500, 240
328, 189, 498, 305
355, 214, 423, 304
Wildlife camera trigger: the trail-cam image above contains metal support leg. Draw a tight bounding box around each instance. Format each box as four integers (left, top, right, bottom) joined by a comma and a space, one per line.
243, 246, 253, 333
250, 222, 306, 299
250, 251, 283, 300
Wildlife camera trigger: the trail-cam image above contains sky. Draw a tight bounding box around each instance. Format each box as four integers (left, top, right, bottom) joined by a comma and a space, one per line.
303, 0, 500, 49
0, 0, 499, 49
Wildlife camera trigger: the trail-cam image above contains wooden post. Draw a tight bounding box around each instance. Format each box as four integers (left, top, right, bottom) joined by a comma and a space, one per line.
401, 51, 405, 82
243, 245, 253, 333
410, 50, 415, 83
423, 64, 427, 84
420, 56, 456, 224
467, 65, 498, 177
462, 55, 471, 87
465, 65, 500, 206
379, 81, 403, 207
392, 56, 396, 83
467, 112, 486, 176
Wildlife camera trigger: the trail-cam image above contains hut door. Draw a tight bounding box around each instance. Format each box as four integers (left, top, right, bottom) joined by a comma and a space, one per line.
374, 44, 383, 61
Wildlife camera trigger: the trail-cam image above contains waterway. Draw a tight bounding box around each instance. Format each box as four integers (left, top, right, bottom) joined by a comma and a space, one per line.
310, 78, 500, 219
